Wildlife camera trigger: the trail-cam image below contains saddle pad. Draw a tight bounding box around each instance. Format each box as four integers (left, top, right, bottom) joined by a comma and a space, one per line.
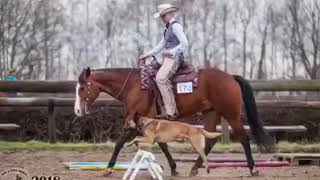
140, 64, 198, 90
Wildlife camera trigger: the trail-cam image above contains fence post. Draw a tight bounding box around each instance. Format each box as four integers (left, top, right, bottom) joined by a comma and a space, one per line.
221, 118, 230, 144
48, 98, 56, 143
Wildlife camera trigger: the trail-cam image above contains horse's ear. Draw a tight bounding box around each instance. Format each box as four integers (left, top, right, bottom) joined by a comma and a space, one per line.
78, 68, 90, 83
85, 67, 91, 78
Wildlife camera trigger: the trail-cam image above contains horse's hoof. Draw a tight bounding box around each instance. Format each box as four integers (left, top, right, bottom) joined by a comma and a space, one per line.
102, 168, 114, 177
171, 170, 179, 176
189, 169, 198, 177
250, 168, 259, 176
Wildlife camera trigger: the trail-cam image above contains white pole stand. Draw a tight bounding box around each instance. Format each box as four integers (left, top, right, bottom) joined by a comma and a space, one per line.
122, 149, 163, 180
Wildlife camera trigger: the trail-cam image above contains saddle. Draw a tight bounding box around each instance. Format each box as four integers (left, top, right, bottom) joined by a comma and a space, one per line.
139, 57, 199, 115
140, 58, 199, 90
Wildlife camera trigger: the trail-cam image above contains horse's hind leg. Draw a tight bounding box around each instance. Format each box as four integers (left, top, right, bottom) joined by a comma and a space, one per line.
104, 129, 138, 176
158, 142, 178, 176
190, 110, 219, 176
229, 120, 258, 176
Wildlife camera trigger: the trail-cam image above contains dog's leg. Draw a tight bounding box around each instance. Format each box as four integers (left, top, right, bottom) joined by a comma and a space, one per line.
190, 110, 219, 176
190, 136, 210, 174
127, 136, 153, 145
126, 137, 140, 147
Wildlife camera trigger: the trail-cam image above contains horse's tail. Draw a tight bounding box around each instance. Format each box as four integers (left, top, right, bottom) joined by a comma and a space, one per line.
233, 75, 275, 153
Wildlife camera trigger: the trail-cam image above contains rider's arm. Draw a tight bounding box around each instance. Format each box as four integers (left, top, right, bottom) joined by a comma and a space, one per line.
145, 37, 165, 57
169, 23, 189, 57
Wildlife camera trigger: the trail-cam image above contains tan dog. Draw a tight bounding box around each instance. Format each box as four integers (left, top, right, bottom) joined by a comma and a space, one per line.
126, 116, 221, 173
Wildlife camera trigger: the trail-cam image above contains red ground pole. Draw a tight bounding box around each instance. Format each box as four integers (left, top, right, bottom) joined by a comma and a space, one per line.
208, 161, 289, 168
174, 157, 267, 163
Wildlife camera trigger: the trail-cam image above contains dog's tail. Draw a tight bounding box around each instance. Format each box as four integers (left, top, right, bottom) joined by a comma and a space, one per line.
199, 129, 221, 139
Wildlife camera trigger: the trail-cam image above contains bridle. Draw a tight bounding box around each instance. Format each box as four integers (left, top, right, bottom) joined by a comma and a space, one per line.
82, 82, 93, 114
82, 69, 134, 106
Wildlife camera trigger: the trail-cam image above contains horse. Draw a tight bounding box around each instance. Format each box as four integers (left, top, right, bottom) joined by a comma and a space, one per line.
74, 66, 275, 177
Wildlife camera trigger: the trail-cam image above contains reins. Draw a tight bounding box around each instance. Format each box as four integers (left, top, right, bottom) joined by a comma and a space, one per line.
115, 58, 145, 100
115, 69, 134, 99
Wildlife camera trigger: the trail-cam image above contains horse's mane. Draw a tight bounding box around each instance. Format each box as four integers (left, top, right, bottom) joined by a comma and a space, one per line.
91, 68, 140, 73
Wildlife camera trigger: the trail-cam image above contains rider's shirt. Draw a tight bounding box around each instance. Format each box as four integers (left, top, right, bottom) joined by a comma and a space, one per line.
6, 75, 16, 81
146, 17, 188, 63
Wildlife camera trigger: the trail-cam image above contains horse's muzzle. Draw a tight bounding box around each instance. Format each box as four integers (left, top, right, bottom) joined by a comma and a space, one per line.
75, 108, 84, 117
75, 102, 91, 117
84, 103, 90, 114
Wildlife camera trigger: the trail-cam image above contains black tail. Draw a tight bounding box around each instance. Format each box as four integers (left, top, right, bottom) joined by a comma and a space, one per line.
233, 75, 275, 153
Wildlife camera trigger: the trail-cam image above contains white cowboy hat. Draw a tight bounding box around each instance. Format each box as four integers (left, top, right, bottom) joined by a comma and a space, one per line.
153, 3, 179, 19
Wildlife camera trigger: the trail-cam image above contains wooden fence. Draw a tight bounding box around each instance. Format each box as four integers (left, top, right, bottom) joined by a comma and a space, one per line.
0, 97, 314, 143
0, 97, 121, 143
1, 79, 319, 143
1, 79, 320, 93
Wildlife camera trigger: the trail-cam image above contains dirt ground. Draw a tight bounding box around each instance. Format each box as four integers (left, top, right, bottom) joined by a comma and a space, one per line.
1, 150, 319, 180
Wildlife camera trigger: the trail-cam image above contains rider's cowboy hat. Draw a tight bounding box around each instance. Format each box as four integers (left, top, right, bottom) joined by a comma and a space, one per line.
153, 3, 179, 19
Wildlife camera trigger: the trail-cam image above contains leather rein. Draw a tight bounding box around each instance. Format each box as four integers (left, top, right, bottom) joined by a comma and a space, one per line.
115, 69, 134, 100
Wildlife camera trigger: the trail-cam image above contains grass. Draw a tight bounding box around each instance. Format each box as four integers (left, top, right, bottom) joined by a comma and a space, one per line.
0, 140, 114, 151
0, 140, 320, 153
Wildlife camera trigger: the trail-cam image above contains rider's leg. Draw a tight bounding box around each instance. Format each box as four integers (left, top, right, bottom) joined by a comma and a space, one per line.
155, 57, 179, 117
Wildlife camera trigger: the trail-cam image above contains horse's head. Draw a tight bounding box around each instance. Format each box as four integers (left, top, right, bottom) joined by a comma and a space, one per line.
74, 67, 100, 117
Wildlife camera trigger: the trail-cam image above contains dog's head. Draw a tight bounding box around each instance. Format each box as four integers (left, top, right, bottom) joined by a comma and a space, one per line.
133, 113, 153, 127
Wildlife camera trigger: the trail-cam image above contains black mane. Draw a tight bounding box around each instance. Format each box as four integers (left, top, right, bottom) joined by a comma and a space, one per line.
91, 68, 140, 73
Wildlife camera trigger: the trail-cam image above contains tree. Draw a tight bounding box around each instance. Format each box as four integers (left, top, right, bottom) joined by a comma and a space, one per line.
257, 6, 271, 79
288, 0, 320, 79
239, 0, 256, 78
201, 0, 214, 67
222, 2, 230, 72
0, 0, 33, 79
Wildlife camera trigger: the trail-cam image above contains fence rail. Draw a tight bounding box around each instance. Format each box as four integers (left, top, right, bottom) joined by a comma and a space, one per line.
0, 97, 315, 143
1, 78, 319, 144
0, 81, 76, 93
250, 80, 320, 91
1, 97, 320, 109
1, 79, 320, 92
0, 97, 122, 107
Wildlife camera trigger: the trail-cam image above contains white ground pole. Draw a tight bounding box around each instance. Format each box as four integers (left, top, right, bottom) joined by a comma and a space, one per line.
122, 149, 163, 180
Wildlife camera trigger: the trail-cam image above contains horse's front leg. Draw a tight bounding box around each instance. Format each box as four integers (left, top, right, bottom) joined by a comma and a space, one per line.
104, 129, 138, 176
158, 142, 178, 176
124, 112, 137, 129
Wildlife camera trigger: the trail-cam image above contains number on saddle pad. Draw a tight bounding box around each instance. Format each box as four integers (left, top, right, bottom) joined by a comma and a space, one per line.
177, 82, 193, 94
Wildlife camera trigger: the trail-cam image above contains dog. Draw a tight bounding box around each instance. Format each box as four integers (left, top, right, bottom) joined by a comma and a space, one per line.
126, 116, 221, 173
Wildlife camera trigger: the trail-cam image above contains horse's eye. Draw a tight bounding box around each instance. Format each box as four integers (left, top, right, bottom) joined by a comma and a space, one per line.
80, 87, 84, 91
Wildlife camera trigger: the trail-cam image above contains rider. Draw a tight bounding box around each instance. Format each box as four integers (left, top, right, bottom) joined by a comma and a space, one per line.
6, 69, 17, 81
140, 3, 189, 120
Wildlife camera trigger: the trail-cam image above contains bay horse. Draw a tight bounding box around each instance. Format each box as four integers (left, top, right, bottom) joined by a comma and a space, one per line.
74, 66, 275, 177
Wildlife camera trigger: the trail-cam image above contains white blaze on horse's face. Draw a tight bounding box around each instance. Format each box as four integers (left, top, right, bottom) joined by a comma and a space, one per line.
74, 83, 83, 117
